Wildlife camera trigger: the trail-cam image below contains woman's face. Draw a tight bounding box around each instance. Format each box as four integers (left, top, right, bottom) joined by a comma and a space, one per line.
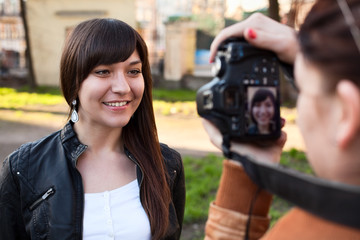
77, 50, 144, 129
252, 96, 275, 129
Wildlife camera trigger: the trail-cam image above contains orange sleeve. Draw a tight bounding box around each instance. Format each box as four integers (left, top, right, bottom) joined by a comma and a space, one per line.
205, 159, 273, 240
215, 159, 273, 216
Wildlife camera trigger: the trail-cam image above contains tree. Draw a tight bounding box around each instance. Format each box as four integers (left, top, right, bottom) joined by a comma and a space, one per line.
19, 0, 36, 88
268, 0, 280, 21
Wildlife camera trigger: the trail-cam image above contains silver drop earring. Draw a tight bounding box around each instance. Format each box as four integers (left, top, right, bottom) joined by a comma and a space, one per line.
71, 99, 79, 123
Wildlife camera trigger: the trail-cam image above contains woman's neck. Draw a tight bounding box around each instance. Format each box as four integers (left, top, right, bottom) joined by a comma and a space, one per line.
73, 120, 123, 153
257, 124, 270, 134
317, 139, 360, 186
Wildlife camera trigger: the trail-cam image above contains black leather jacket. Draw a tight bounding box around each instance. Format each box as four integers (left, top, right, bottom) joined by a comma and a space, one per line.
0, 122, 185, 239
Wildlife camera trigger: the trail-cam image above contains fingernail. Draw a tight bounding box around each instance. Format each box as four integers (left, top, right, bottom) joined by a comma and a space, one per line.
248, 28, 257, 39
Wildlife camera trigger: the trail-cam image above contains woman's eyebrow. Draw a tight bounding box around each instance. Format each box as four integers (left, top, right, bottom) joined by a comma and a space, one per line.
129, 60, 142, 65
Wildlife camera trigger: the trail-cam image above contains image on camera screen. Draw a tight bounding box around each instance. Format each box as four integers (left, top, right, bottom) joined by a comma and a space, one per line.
246, 86, 278, 135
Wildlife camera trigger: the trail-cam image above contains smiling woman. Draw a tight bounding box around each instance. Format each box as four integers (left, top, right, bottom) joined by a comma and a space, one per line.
0, 18, 185, 240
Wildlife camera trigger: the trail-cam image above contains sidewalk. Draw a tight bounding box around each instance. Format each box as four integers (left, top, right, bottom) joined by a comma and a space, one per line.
0, 106, 305, 161
0, 109, 221, 160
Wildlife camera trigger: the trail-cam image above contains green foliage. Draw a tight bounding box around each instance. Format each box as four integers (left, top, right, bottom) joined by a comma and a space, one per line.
183, 154, 223, 223
17, 85, 62, 95
0, 87, 199, 116
152, 88, 197, 116
167, 15, 192, 23
192, 14, 219, 35
152, 88, 197, 102
269, 195, 294, 227
0, 87, 64, 109
280, 148, 313, 175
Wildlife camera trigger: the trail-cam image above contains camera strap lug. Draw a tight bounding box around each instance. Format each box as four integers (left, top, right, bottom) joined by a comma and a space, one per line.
221, 134, 231, 157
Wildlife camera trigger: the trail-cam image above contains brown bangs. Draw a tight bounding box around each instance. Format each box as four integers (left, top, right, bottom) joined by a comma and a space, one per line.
76, 18, 137, 82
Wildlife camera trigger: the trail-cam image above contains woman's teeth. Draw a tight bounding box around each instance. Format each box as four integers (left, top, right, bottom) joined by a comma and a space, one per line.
104, 102, 127, 107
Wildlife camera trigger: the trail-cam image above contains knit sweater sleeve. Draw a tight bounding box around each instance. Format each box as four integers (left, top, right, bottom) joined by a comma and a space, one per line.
205, 159, 273, 240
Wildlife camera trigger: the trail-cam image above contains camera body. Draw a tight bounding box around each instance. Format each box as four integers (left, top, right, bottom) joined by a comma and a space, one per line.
196, 38, 282, 143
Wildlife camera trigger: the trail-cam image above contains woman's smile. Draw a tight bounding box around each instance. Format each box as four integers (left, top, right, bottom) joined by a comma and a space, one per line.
103, 101, 129, 107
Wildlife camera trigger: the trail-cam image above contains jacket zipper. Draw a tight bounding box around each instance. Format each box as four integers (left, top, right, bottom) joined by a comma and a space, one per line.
127, 152, 144, 186
29, 187, 55, 211
72, 145, 87, 240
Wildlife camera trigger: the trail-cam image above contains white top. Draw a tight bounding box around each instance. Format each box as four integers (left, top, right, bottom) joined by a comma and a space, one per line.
83, 180, 151, 240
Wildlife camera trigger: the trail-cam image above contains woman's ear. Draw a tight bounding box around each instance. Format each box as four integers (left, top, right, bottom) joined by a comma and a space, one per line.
336, 80, 360, 149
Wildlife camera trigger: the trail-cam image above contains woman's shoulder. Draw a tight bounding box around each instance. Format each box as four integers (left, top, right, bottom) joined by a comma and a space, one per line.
160, 143, 180, 157
160, 143, 182, 169
5, 130, 62, 165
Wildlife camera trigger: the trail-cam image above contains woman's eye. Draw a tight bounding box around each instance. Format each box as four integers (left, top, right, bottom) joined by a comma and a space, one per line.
128, 69, 141, 76
94, 70, 110, 76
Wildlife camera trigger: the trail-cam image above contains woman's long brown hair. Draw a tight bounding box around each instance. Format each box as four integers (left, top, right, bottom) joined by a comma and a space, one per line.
60, 18, 171, 239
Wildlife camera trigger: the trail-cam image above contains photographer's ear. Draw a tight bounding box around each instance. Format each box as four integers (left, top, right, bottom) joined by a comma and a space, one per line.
336, 80, 360, 149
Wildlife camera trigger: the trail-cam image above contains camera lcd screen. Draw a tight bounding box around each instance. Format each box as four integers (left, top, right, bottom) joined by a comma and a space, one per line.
245, 86, 279, 135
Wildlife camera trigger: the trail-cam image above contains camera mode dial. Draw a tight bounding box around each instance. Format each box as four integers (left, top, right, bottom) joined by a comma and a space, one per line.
212, 56, 226, 77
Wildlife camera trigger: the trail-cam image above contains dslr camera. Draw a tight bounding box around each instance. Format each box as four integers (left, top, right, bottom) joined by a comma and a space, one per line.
196, 38, 283, 143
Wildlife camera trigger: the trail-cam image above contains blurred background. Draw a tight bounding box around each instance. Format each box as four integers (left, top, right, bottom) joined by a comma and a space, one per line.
0, 0, 313, 91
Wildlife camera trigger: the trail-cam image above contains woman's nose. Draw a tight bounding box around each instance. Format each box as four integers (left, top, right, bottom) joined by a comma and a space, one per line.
259, 105, 267, 114
111, 72, 130, 94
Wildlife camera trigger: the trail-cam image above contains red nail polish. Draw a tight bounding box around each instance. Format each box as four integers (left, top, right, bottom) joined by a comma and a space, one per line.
248, 28, 257, 39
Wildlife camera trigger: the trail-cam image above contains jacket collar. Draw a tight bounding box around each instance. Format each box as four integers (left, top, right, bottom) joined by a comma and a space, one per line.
60, 121, 143, 184
60, 121, 87, 167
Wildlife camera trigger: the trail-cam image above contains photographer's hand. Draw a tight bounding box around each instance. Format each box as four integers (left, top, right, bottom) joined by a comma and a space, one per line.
209, 13, 298, 64
202, 119, 287, 165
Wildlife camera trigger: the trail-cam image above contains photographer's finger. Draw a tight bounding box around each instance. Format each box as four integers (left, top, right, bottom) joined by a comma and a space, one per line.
281, 117, 286, 128
201, 119, 223, 149
244, 27, 297, 64
210, 13, 281, 63
209, 24, 246, 62
244, 27, 280, 51
229, 142, 272, 163
277, 131, 287, 148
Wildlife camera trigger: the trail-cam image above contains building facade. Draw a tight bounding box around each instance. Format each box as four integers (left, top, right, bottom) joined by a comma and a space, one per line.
25, 0, 136, 86
0, 0, 25, 76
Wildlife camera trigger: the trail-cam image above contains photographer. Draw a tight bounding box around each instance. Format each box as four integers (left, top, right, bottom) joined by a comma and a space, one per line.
202, 0, 360, 239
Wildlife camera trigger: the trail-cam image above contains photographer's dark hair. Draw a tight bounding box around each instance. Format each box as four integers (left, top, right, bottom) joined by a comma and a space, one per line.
60, 18, 170, 239
299, 0, 360, 93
